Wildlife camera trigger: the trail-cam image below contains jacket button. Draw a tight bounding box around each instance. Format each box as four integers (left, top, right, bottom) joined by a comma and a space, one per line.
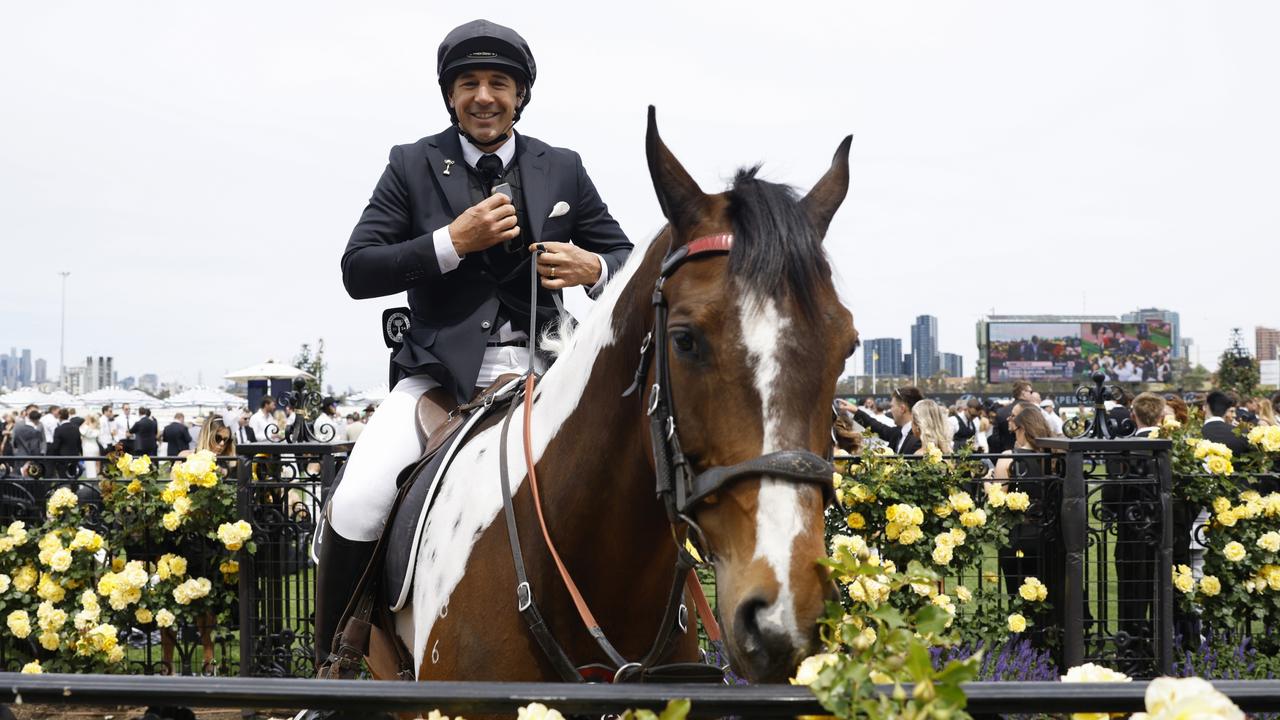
481, 321, 492, 330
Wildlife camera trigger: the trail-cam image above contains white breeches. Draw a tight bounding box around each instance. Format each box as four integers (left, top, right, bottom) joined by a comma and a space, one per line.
328, 346, 541, 542
328, 375, 438, 541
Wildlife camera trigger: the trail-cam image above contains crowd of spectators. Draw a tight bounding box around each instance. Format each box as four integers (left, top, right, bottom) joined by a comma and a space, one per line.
0, 399, 378, 477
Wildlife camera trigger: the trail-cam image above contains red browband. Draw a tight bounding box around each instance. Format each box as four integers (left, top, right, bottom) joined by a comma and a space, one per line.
686, 233, 734, 257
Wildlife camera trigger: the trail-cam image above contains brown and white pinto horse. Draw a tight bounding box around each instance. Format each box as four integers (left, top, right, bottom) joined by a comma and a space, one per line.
384, 110, 858, 685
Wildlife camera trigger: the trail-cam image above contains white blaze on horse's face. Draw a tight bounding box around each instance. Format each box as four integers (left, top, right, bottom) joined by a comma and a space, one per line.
739, 292, 805, 644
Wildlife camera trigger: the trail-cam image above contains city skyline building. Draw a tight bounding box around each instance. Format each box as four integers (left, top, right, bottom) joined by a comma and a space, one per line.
941, 352, 963, 378
1257, 326, 1280, 362
910, 315, 939, 380
863, 338, 904, 377
34, 358, 47, 384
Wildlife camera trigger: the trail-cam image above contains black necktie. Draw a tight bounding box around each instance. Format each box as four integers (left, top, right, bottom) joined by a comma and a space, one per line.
476, 154, 503, 190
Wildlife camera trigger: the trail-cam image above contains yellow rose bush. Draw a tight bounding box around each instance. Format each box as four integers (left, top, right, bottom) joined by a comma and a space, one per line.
830, 450, 1047, 648
1, 451, 255, 672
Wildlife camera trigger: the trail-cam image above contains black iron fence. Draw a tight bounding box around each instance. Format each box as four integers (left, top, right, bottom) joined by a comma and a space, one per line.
4, 674, 1280, 716
0, 435, 1269, 683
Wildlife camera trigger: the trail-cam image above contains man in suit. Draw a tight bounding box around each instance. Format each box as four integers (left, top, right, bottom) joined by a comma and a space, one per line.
129, 407, 159, 456
991, 380, 1037, 454
1201, 390, 1248, 456
852, 386, 925, 455
1106, 392, 1166, 643
12, 409, 46, 477
162, 412, 193, 456
315, 19, 633, 675
49, 408, 84, 478
235, 410, 256, 445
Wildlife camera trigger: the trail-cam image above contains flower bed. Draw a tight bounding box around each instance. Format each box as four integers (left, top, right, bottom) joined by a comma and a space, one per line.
1, 450, 253, 673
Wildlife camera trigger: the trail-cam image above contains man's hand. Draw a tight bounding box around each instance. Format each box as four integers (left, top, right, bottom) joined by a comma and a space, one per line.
449, 194, 519, 256
531, 242, 601, 290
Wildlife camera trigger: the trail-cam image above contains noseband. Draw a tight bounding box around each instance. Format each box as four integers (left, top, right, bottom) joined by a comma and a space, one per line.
624, 233, 836, 559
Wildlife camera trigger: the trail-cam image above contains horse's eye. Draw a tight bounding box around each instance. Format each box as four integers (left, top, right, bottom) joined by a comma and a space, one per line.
671, 330, 698, 356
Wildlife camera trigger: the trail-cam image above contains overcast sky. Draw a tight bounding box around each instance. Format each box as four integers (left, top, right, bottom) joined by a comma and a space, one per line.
3, 1, 1277, 392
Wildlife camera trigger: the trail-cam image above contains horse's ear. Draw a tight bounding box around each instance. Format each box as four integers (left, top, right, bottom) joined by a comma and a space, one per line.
801, 135, 853, 238
646, 106, 706, 239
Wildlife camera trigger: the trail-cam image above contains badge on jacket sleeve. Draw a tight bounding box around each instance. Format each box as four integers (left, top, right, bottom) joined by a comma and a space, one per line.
382, 308, 411, 349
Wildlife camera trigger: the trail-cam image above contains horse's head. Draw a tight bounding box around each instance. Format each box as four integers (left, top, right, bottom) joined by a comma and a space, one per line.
643, 109, 858, 683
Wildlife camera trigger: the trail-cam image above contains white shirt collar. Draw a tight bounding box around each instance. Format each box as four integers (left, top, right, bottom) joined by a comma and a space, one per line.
1205, 416, 1225, 424
458, 130, 517, 170
898, 421, 913, 451
1135, 426, 1158, 435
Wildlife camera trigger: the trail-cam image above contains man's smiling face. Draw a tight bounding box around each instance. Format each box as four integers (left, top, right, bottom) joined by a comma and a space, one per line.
449, 68, 522, 146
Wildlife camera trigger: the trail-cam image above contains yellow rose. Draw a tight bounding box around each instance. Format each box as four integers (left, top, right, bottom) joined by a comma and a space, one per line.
162, 512, 182, 532
20, 660, 42, 674
931, 545, 953, 565
13, 565, 38, 592
1173, 571, 1195, 594
217, 520, 253, 551
955, 585, 972, 603
790, 653, 839, 686
126, 479, 143, 495
49, 549, 73, 572
1062, 662, 1131, 683
1006, 492, 1031, 512
1019, 577, 1048, 602
135, 607, 154, 624
933, 504, 952, 518
107, 645, 125, 663
46, 487, 78, 516
1258, 532, 1280, 553
949, 528, 967, 545
934, 532, 955, 550
1199, 576, 1221, 596
1212, 496, 1232, 514
846, 512, 865, 530
38, 631, 60, 651
898, 525, 923, 545
1008, 613, 1028, 633
948, 491, 975, 513
1205, 455, 1234, 476
986, 484, 1007, 508
172, 496, 193, 516
852, 625, 877, 650
37, 574, 66, 602
0, 574, 9, 594
1223, 541, 1247, 563
128, 455, 152, 477
155, 609, 175, 628
959, 509, 987, 528
7, 609, 32, 638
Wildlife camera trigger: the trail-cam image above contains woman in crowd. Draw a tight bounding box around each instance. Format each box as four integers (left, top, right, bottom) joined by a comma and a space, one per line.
991, 401, 1060, 625
911, 399, 954, 457
160, 413, 237, 675
1162, 394, 1190, 425
79, 413, 101, 479
1255, 398, 1277, 427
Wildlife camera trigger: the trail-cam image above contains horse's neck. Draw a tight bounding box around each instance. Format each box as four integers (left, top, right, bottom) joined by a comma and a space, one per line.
528, 240, 676, 597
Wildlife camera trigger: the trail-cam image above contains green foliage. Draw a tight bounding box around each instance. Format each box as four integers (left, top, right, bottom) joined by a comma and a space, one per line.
1215, 348, 1260, 398
620, 699, 691, 720
293, 339, 327, 397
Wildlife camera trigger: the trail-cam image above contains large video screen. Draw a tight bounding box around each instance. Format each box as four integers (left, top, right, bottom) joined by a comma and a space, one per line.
987, 321, 1174, 383
987, 323, 1084, 382
1081, 322, 1174, 382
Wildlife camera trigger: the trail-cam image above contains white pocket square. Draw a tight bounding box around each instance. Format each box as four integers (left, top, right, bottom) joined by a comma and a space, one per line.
548, 201, 571, 219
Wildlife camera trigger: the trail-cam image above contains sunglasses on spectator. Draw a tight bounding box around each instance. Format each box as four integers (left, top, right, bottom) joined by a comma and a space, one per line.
214, 434, 231, 444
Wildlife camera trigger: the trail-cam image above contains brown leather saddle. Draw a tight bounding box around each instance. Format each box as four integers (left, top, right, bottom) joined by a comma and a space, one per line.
415, 374, 522, 455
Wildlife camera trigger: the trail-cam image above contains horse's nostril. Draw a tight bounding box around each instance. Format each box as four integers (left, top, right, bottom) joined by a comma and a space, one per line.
734, 595, 769, 644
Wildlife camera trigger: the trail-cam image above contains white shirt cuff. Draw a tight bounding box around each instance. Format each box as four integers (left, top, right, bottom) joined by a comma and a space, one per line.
433, 226, 462, 274
587, 253, 610, 295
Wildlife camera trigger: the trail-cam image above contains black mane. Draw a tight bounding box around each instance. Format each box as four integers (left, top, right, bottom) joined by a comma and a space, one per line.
725, 167, 831, 318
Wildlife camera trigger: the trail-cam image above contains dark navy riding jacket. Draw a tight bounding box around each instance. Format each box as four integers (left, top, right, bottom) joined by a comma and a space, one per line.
342, 129, 633, 402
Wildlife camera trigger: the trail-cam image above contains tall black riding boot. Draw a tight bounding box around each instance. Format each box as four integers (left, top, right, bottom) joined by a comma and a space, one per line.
313, 521, 377, 675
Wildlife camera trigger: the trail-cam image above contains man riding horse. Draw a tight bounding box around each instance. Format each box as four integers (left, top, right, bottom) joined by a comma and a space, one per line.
319, 18, 632, 677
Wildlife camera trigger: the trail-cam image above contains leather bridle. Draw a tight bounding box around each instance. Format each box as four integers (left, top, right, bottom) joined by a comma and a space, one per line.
496, 232, 836, 684
622, 233, 837, 561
